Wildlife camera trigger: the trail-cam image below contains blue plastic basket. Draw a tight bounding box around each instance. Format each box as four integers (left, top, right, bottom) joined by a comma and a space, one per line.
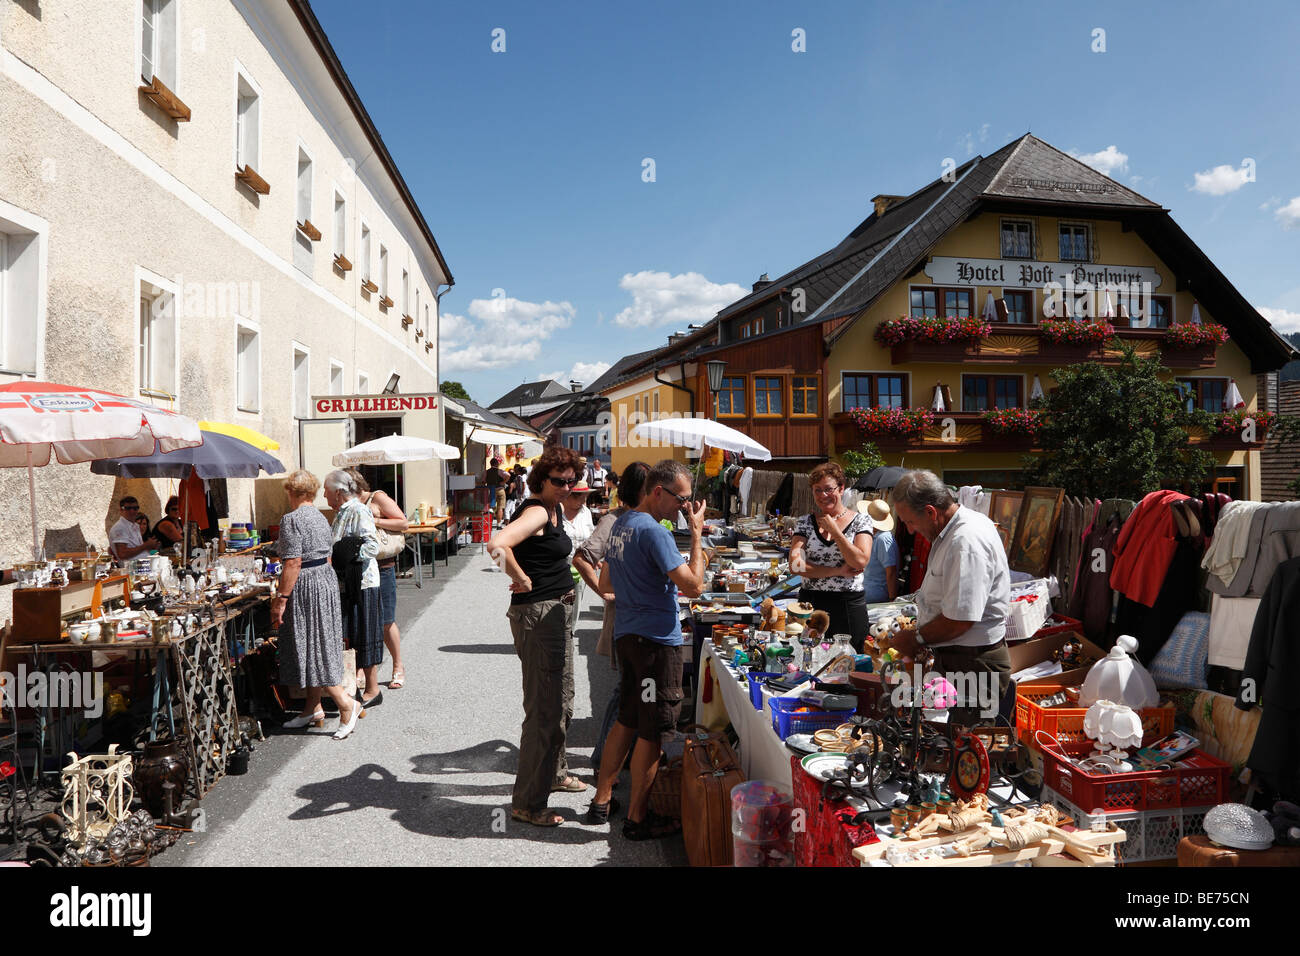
745, 672, 784, 711
768, 696, 856, 741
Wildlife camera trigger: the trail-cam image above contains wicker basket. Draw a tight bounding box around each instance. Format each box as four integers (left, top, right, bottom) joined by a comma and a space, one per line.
649, 756, 683, 820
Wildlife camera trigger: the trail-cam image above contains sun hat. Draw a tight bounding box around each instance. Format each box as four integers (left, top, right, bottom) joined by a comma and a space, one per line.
856, 497, 895, 532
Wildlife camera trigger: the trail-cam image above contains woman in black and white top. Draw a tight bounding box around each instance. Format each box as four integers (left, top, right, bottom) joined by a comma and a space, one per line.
789, 461, 873, 652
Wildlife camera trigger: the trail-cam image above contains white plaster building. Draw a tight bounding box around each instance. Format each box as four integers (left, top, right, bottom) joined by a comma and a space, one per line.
0, 0, 452, 599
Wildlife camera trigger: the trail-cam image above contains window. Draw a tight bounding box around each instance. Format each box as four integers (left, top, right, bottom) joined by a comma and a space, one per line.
1149, 296, 1172, 329
235, 70, 260, 173
292, 346, 310, 419
295, 148, 313, 230
1177, 377, 1228, 412
140, 0, 177, 90
1059, 222, 1091, 262
1004, 290, 1034, 325
1118, 291, 1171, 329
357, 370, 369, 394
236, 324, 260, 413
329, 360, 344, 396
332, 191, 346, 259
754, 317, 765, 335
715, 376, 746, 416
138, 276, 176, 397
791, 376, 819, 416
653, 392, 659, 416
0, 206, 43, 376
379, 245, 389, 297
402, 269, 409, 315
415, 288, 421, 327
962, 374, 1022, 411
740, 322, 751, 339
910, 287, 972, 318
424, 304, 430, 340
360, 223, 371, 282
843, 373, 906, 410
1001, 219, 1033, 259
754, 376, 783, 415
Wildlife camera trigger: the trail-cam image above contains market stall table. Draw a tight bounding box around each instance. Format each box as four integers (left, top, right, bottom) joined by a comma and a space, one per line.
404, 516, 451, 586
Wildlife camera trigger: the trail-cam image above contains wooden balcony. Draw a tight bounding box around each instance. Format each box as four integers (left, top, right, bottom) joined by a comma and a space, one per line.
831, 410, 1041, 454
884, 323, 1220, 369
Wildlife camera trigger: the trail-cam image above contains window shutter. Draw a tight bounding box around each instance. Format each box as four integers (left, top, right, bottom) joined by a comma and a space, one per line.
157, 0, 177, 90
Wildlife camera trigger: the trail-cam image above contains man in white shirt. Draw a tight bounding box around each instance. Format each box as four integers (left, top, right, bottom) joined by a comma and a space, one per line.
108, 496, 159, 562
887, 470, 1011, 725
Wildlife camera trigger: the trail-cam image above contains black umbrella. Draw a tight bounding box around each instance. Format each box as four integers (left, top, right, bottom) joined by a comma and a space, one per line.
854, 466, 908, 492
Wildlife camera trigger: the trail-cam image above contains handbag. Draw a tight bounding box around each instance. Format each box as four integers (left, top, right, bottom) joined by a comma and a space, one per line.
374, 527, 405, 562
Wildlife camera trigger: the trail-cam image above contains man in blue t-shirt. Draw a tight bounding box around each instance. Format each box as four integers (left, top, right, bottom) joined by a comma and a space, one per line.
588, 459, 706, 839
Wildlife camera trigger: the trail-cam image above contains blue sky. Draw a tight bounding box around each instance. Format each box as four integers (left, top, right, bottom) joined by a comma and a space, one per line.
314, 0, 1300, 406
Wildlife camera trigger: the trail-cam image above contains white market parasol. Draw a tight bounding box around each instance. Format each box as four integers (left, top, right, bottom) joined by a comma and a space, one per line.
629, 417, 772, 461
332, 433, 460, 466
0, 381, 203, 557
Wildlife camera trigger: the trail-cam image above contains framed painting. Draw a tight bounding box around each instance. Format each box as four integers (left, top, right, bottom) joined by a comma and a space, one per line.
1009, 486, 1065, 578
987, 490, 1023, 554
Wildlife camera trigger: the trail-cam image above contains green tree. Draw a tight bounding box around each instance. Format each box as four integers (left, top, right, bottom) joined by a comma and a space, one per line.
839, 443, 886, 484
440, 380, 473, 402
1022, 345, 1214, 500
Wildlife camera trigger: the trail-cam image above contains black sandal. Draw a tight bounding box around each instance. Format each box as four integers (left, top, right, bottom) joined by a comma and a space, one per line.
584, 797, 621, 825
622, 811, 681, 841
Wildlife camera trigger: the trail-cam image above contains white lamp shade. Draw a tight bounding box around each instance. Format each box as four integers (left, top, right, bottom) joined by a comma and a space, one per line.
1080, 635, 1159, 709
1085, 700, 1144, 752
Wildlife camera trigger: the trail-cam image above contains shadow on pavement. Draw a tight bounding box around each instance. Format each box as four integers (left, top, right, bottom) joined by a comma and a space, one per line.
439, 643, 517, 654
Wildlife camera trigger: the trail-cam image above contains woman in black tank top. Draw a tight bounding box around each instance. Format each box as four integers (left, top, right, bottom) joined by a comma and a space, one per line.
487, 446, 585, 826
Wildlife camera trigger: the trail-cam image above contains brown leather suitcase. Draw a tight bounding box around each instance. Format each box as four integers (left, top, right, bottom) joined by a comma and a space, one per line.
680, 728, 745, 867
1177, 834, 1300, 867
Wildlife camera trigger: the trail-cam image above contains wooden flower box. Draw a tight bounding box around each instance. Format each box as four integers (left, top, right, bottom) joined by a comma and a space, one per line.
297, 219, 322, 242
139, 75, 191, 121
889, 339, 983, 364
235, 164, 270, 195
361, 279, 379, 294
401, 314, 414, 328
425, 341, 434, 352
333, 253, 353, 272
1201, 428, 1269, 451
1159, 343, 1218, 369
378, 295, 394, 310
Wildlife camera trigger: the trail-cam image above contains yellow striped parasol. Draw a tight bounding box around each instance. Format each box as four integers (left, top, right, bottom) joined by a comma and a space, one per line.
198, 420, 280, 451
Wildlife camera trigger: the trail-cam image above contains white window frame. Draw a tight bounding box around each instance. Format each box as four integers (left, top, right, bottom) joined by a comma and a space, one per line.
379, 244, 389, 297
234, 319, 262, 415
1058, 220, 1093, 263
233, 62, 262, 174
135, 266, 179, 401
329, 358, 345, 396
999, 218, 1036, 260
839, 369, 912, 413
424, 303, 430, 338
357, 369, 370, 394
415, 286, 421, 325
292, 343, 311, 420
331, 186, 347, 259
138, 0, 180, 92
402, 268, 409, 315
0, 201, 48, 380
359, 220, 372, 282
295, 142, 315, 232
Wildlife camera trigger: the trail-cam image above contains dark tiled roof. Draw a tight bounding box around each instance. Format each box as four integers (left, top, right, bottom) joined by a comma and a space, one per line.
591, 344, 691, 394
550, 395, 609, 429
983, 135, 1161, 208
487, 379, 571, 411
1261, 380, 1300, 502
448, 399, 541, 436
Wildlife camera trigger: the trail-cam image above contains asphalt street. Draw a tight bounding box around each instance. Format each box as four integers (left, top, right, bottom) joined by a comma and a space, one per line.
157, 545, 687, 866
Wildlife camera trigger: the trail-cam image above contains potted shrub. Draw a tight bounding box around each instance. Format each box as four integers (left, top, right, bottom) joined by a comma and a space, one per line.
874, 315, 992, 363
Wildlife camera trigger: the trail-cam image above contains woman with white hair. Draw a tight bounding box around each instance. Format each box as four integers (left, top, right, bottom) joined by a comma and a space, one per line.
324, 469, 384, 709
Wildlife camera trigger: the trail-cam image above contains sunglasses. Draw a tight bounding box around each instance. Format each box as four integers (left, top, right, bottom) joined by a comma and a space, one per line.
547, 476, 580, 488
122, 505, 140, 512
662, 488, 692, 505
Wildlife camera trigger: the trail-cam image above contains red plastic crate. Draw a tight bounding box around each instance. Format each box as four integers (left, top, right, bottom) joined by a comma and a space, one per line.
1040, 740, 1230, 813
1033, 615, 1082, 639
1015, 683, 1175, 746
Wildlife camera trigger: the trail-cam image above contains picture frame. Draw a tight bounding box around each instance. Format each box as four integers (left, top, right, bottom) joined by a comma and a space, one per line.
1008, 486, 1065, 578
987, 490, 1023, 554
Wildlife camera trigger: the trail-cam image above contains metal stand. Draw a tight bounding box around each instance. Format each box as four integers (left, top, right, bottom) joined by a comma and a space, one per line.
173, 624, 239, 798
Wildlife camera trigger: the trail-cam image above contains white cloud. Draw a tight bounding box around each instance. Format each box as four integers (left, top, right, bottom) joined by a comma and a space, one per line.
1192, 164, 1252, 196
979, 123, 990, 143
569, 361, 612, 387
1070, 145, 1129, 176
612, 271, 746, 328
439, 295, 576, 372
1257, 306, 1300, 334
1259, 196, 1280, 211
1275, 196, 1300, 229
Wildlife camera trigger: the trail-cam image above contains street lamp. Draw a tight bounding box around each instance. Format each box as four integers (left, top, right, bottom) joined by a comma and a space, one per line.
705, 359, 726, 415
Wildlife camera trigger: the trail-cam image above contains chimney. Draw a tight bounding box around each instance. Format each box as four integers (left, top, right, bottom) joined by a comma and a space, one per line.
872, 194, 905, 217
667, 331, 685, 345
569, 380, 582, 393
752, 273, 772, 292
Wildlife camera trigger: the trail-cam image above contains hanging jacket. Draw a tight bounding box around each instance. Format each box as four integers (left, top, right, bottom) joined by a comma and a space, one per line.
332, 535, 366, 610
1109, 490, 1188, 608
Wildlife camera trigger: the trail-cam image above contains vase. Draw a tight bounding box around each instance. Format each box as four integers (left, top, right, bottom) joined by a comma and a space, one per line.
133, 739, 189, 818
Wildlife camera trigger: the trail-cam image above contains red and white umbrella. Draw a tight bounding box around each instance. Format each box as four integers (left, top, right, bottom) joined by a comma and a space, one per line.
0, 381, 203, 557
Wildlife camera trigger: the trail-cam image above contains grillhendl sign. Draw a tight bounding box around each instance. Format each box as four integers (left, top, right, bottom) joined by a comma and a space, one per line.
925, 256, 1164, 291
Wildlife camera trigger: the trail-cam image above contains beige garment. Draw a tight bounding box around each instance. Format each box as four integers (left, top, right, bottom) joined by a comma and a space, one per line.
594, 597, 617, 669
1201, 500, 1265, 587
1207, 593, 1262, 670
1188, 690, 1262, 775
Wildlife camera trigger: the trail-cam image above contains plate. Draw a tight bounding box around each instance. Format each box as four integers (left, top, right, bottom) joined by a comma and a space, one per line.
800, 751, 858, 783
784, 733, 818, 755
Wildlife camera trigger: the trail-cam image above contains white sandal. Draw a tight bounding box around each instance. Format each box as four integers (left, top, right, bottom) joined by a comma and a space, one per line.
333, 701, 363, 740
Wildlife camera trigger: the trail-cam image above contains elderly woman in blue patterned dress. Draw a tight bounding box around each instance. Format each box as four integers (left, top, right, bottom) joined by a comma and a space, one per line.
275, 470, 362, 740
324, 469, 384, 709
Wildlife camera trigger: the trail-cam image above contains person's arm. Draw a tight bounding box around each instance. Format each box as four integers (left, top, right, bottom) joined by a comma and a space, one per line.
819, 515, 871, 570
370, 491, 410, 533
788, 533, 848, 579
572, 551, 604, 594
885, 565, 899, 600
111, 538, 157, 561
487, 504, 550, 593
666, 499, 708, 598
597, 560, 614, 601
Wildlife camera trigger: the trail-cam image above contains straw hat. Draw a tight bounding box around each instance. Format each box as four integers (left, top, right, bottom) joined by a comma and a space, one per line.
856, 497, 895, 532
570, 479, 592, 493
